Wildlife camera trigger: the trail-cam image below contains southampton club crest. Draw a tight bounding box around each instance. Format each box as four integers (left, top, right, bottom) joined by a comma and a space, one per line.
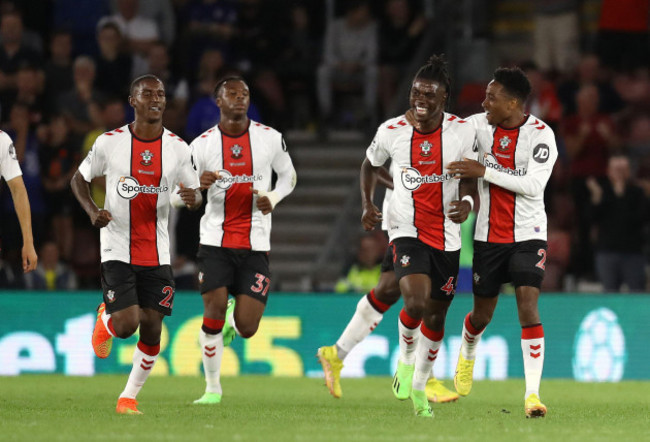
231, 144, 243, 159
140, 149, 154, 166
400, 255, 411, 267
420, 140, 432, 157
106, 289, 116, 303
498, 136, 512, 151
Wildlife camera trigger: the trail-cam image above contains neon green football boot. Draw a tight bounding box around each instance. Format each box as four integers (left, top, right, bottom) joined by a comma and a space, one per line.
392, 361, 415, 400
411, 389, 433, 418
222, 299, 236, 347
193, 392, 222, 405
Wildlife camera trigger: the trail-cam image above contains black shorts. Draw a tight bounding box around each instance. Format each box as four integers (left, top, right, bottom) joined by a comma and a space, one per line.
380, 245, 394, 273
472, 240, 547, 297
391, 237, 460, 300
101, 261, 175, 316
197, 244, 271, 305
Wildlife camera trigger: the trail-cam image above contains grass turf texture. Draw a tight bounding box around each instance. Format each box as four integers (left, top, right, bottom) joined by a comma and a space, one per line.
0, 376, 648, 441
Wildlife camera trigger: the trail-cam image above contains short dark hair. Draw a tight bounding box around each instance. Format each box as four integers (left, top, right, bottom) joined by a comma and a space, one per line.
213, 75, 246, 99
413, 54, 451, 96
130, 74, 162, 96
493, 67, 531, 103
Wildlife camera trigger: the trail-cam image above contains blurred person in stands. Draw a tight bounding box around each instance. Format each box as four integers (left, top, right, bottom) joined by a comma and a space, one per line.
43, 30, 73, 116
146, 42, 189, 110
24, 240, 77, 290
39, 113, 81, 262
521, 61, 562, 131
562, 83, 621, 281
317, 0, 378, 128
378, 0, 426, 119
587, 155, 648, 291
596, 0, 650, 71
94, 21, 132, 98
335, 233, 384, 294
0, 9, 41, 119
532, 0, 579, 74
57, 56, 105, 135
109, 0, 175, 46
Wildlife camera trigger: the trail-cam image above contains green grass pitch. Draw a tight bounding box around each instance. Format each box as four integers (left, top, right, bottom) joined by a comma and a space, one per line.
1, 376, 648, 441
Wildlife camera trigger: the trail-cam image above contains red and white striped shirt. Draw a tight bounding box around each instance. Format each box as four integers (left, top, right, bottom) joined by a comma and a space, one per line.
191, 120, 296, 251
78, 124, 199, 266
366, 113, 477, 251
469, 113, 558, 243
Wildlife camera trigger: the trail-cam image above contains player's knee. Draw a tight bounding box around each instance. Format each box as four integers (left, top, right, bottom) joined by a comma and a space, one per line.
374, 285, 400, 305
402, 299, 425, 319
114, 320, 139, 338
237, 322, 259, 339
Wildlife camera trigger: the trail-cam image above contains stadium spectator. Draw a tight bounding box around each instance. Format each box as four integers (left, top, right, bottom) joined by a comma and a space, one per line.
145, 42, 189, 109
334, 233, 384, 294
378, 0, 426, 118
562, 83, 621, 281
94, 21, 132, 99
43, 30, 74, 116
109, 0, 175, 46
71, 74, 201, 414
24, 240, 77, 290
52, 0, 109, 55
0, 10, 42, 118
190, 76, 296, 405
521, 61, 563, 130
39, 113, 81, 262
57, 56, 104, 135
0, 118, 37, 277
98, 0, 160, 78
587, 155, 648, 291
360, 55, 476, 417
317, 0, 378, 129
448, 67, 558, 418
596, 0, 650, 72
532, 0, 579, 74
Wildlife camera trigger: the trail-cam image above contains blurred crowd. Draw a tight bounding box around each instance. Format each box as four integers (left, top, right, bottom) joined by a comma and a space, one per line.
0, 0, 648, 292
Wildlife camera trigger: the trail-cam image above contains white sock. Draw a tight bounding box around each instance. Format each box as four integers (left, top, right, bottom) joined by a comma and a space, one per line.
522, 324, 545, 399
398, 309, 421, 365
460, 313, 485, 360
412, 325, 443, 391
335, 295, 384, 360
200, 331, 224, 394
119, 341, 159, 399
101, 309, 115, 337
227, 310, 242, 337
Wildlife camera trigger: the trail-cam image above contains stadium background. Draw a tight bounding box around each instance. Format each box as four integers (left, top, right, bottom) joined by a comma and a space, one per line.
0, 0, 648, 381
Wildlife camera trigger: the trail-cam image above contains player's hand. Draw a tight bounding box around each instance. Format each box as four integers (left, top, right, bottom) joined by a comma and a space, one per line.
361, 201, 382, 231
200, 171, 221, 189
251, 188, 273, 214
447, 200, 471, 224
90, 208, 113, 228
22, 242, 37, 273
177, 182, 198, 207
447, 158, 486, 179
586, 177, 602, 204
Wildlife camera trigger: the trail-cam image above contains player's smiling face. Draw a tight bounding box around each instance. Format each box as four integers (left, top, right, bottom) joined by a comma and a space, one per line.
482, 80, 515, 126
409, 78, 446, 127
130, 78, 166, 123
217, 80, 250, 119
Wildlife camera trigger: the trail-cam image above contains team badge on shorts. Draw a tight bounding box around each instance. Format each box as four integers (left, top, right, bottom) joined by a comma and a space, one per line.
198, 272, 204, 284
400, 255, 411, 267
107, 289, 116, 303
473, 273, 480, 284
140, 150, 154, 166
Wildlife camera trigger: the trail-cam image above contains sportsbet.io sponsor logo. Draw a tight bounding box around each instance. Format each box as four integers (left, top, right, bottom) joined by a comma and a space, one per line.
400, 167, 451, 191
214, 169, 263, 190
484, 154, 527, 176
117, 176, 169, 199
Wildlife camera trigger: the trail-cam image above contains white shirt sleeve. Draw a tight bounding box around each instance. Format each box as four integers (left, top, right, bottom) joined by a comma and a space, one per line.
269, 135, 297, 203
78, 136, 106, 182
0, 132, 22, 181
460, 122, 478, 161
366, 126, 391, 167
483, 129, 558, 197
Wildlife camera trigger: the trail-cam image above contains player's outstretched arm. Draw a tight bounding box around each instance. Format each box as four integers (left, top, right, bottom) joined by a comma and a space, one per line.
6, 175, 37, 272
71, 170, 112, 228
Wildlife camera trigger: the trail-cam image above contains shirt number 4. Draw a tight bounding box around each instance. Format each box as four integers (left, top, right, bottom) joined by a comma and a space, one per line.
251, 273, 271, 297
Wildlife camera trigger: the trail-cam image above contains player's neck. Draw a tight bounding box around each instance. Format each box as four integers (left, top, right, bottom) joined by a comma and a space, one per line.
499, 112, 527, 129
130, 121, 163, 140
413, 112, 443, 133
219, 117, 249, 136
